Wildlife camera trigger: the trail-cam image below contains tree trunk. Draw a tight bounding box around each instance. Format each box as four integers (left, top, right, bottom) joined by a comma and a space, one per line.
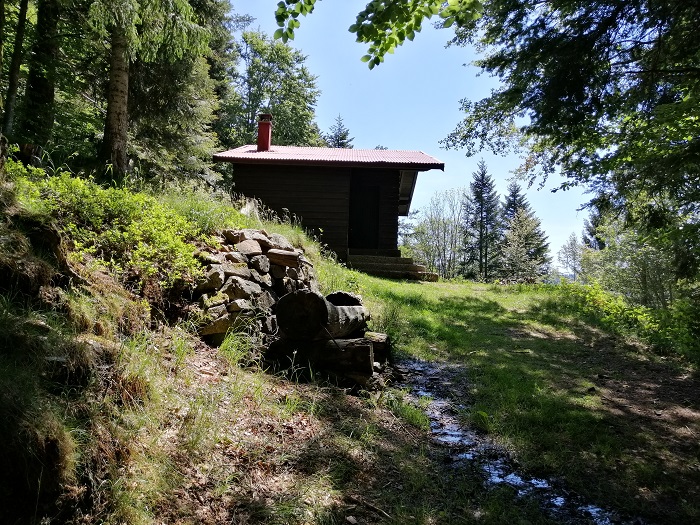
19, 0, 58, 149
3, 0, 29, 136
275, 289, 369, 340
102, 25, 130, 181
0, 0, 5, 106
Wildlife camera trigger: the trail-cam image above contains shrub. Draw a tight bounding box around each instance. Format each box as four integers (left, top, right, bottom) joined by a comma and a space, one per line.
557, 282, 700, 363
11, 161, 203, 291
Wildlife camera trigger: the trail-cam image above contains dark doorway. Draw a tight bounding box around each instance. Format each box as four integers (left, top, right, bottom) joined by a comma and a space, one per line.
349, 175, 380, 249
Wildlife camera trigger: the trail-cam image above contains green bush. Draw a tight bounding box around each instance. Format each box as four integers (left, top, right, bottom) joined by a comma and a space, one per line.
10, 161, 203, 290
557, 282, 700, 363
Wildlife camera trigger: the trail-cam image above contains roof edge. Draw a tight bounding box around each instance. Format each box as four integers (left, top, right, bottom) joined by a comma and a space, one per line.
212, 145, 445, 172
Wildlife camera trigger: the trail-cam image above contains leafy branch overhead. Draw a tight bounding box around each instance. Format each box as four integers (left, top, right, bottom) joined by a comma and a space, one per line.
273, 0, 483, 68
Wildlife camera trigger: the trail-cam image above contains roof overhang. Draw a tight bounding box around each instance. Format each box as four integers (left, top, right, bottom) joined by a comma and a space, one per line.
398, 170, 418, 216
213, 145, 445, 172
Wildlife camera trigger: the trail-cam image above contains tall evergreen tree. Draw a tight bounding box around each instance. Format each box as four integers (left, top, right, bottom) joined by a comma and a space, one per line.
461, 160, 501, 281
501, 181, 531, 224
17, 0, 59, 151
324, 114, 354, 148
2, 0, 29, 137
582, 204, 608, 251
88, 0, 207, 181
499, 207, 551, 282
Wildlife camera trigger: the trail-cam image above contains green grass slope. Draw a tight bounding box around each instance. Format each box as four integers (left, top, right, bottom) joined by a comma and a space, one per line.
0, 162, 697, 524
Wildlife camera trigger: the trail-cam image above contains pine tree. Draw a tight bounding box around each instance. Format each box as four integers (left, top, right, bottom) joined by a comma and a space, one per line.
582, 206, 608, 250
324, 114, 354, 148
461, 160, 501, 280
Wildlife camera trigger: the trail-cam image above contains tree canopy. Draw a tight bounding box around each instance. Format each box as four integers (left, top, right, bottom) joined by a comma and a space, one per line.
273, 0, 700, 283
274, 0, 483, 68
219, 30, 324, 149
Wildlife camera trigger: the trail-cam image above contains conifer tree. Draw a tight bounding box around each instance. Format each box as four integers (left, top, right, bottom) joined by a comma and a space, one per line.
499, 207, 550, 282
324, 114, 354, 148
461, 160, 501, 280
501, 181, 531, 224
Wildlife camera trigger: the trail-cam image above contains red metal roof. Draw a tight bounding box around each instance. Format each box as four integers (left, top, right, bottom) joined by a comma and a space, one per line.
213, 145, 444, 171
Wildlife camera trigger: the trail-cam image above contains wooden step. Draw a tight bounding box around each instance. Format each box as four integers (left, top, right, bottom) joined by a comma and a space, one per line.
347, 254, 415, 266
349, 262, 428, 273
348, 249, 401, 257
346, 254, 438, 281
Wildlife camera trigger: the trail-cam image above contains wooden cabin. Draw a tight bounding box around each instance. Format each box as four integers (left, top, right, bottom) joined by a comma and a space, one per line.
213, 115, 444, 271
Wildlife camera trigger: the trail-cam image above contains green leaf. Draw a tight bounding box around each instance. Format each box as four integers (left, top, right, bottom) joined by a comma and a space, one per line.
274, 28, 284, 40
360, 54, 371, 62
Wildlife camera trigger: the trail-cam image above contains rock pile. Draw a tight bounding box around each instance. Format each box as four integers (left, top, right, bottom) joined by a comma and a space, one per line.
192, 228, 395, 387
193, 228, 317, 344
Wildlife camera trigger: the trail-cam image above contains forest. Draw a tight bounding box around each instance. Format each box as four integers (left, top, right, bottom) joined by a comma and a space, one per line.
0, 0, 699, 523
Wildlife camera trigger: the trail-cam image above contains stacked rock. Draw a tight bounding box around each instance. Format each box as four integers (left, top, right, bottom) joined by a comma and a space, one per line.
193, 228, 317, 343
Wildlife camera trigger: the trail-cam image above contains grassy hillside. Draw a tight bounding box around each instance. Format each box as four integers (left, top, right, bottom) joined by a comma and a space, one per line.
1, 163, 697, 524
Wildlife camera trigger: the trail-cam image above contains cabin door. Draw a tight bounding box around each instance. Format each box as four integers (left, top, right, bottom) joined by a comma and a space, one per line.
349, 173, 380, 250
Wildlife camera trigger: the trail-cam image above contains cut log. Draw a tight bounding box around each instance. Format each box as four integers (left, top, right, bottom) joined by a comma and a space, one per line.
363, 331, 392, 363
276, 289, 369, 340
275, 289, 328, 339
326, 291, 363, 306
326, 303, 369, 339
265, 338, 374, 377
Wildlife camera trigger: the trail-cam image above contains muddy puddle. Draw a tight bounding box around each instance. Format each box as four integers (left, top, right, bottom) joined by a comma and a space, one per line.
396, 359, 645, 525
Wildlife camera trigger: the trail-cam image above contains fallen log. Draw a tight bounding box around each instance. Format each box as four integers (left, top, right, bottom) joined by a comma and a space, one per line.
265, 338, 374, 379
276, 289, 369, 340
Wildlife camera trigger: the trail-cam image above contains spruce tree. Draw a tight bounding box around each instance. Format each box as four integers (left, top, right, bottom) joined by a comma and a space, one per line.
324, 114, 354, 148
501, 181, 531, 224
461, 160, 501, 281
499, 207, 550, 282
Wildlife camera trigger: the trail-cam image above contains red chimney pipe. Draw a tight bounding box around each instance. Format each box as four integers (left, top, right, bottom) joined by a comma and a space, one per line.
257, 113, 273, 151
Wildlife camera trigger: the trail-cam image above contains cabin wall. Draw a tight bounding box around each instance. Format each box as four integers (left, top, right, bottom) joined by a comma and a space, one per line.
231, 165, 351, 259
231, 165, 400, 261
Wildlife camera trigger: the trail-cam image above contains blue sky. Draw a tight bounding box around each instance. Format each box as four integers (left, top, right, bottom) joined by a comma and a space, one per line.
235, 0, 589, 260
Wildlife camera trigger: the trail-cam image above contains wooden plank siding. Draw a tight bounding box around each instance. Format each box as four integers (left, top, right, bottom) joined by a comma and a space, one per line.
231, 165, 401, 261
231, 165, 352, 259
350, 169, 400, 252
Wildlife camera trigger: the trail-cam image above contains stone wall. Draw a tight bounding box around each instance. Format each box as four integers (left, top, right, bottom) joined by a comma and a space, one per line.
193, 228, 317, 344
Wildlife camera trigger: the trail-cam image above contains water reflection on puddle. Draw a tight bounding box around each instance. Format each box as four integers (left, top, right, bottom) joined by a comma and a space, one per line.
398, 359, 642, 525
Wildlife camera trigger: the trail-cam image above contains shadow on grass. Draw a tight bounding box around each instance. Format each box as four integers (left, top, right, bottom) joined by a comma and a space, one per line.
223, 384, 558, 525
362, 282, 700, 525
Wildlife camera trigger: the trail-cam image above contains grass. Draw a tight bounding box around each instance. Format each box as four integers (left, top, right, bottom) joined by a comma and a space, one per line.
352, 277, 700, 524
2, 166, 697, 524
